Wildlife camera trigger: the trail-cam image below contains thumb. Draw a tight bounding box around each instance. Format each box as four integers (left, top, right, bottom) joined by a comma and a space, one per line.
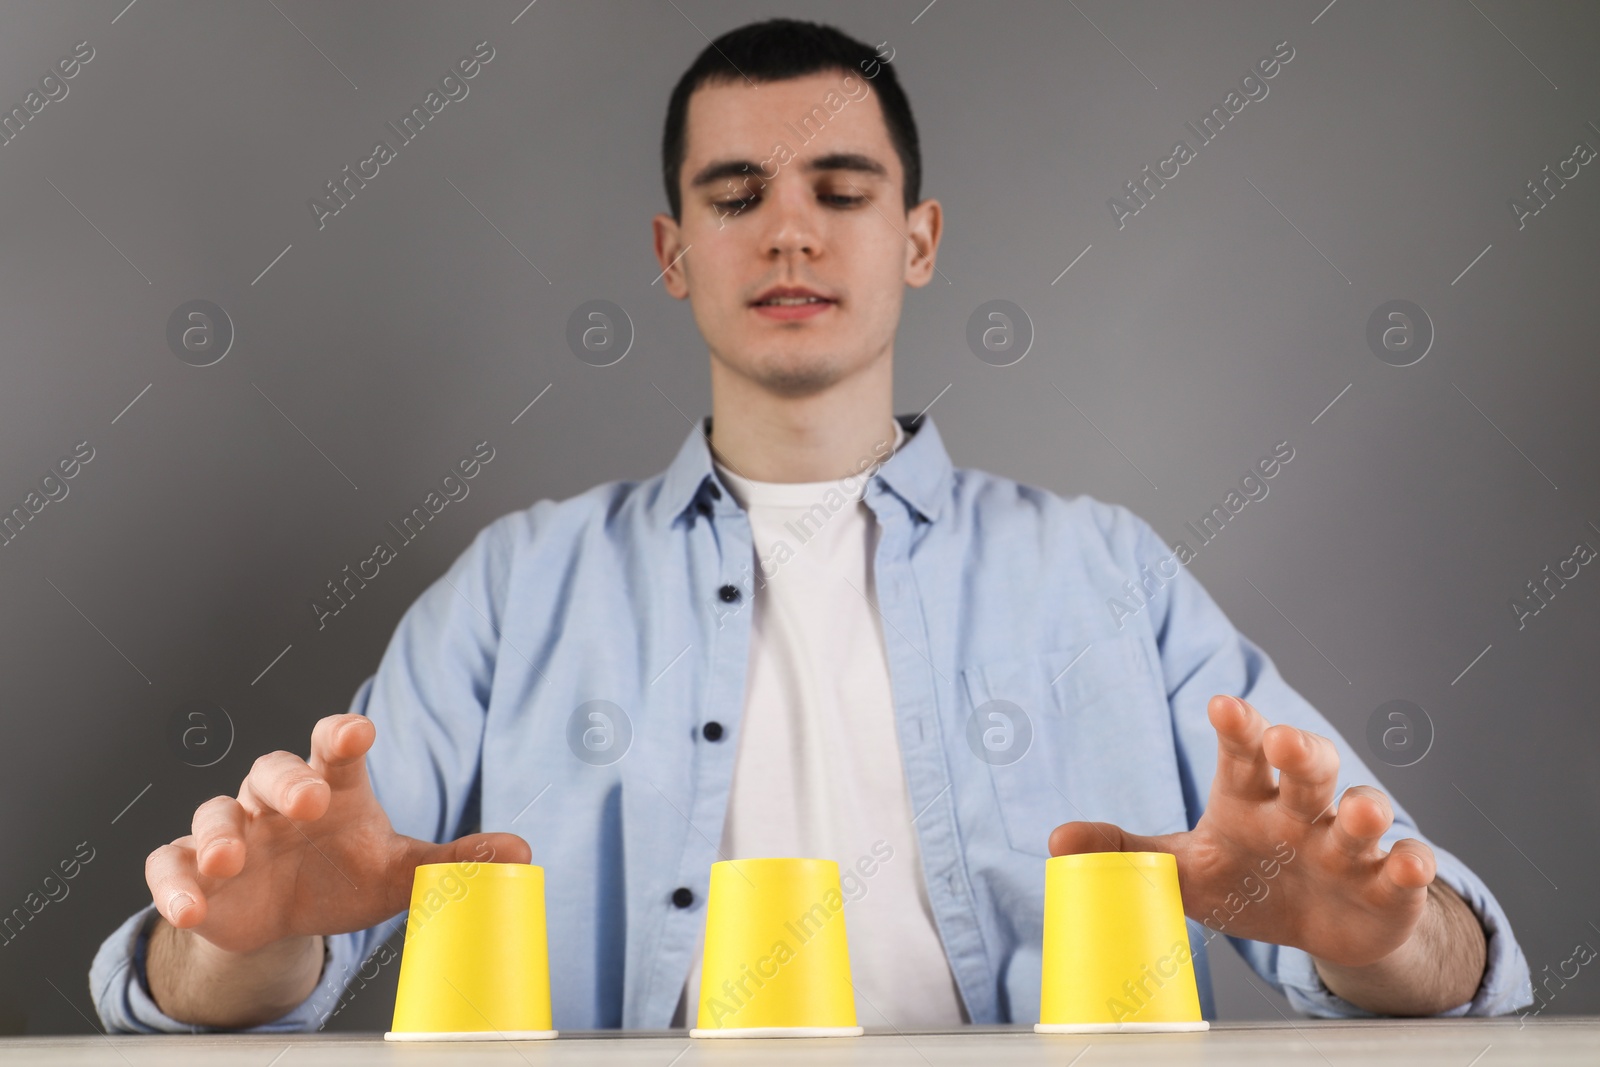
417, 831, 533, 868
1048, 820, 1177, 858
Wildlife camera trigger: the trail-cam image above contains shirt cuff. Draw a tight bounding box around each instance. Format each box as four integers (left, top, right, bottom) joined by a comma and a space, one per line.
90, 902, 399, 1033
1274, 848, 1534, 1018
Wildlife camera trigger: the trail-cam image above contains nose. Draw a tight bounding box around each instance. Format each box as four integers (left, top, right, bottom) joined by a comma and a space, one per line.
760, 178, 821, 260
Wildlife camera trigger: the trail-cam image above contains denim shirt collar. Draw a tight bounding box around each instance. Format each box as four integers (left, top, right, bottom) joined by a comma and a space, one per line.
650, 412, 954, 529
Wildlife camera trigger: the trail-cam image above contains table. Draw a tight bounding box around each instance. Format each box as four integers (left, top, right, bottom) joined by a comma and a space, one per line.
3, 1019, 1596, 1065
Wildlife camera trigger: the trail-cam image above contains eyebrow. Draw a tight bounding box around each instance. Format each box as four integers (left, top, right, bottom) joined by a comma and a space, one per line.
688, 151, 890, 190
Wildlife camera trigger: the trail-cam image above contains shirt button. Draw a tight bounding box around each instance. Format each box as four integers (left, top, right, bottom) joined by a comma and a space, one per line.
702, 721, 724, 741
672, 886, 695, 909
718, 584, 741, 603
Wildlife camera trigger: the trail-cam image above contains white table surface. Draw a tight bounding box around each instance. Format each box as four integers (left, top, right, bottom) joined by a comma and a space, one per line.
3, 1020, 1597, 1066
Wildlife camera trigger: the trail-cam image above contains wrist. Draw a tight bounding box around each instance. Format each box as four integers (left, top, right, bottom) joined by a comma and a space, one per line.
177, 923, 320, 971
149, 918, 325, 1027
1312, 883, 1485, 1016
1311, 900, 1428, 996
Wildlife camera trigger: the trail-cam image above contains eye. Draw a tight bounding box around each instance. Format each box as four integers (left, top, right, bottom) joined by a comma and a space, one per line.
714, 196, 759, 213
821, 194, 866, 207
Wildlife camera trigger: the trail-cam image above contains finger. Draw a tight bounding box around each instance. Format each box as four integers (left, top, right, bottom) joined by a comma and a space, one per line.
1047, 820, 1173, 857
146, 841, 206, 928
191, 796, 248, 879
405, 832, 534, 879
1207, 695, 1275, 801
238, 750, 330, 821
1329, 785, 1393, 858
1380, 838, 1436, 891
1263, 724, 1340, 824
307, 713, 377, 794
442, 832, 533, 866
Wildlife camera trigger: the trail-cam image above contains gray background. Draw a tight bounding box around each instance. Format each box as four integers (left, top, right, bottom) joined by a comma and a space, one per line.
0, 0, 1595, 1035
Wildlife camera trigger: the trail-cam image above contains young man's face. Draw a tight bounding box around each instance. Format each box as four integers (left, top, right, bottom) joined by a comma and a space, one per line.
654, 71, 941, 398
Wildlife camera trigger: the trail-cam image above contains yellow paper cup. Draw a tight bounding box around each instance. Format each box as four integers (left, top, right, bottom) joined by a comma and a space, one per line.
384, 861, 558, 1041
1036, 851, 1209, 1034
691, 857, 864, 1038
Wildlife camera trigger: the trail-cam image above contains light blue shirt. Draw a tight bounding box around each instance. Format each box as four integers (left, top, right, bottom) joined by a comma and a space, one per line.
90, 414, 1532, 1032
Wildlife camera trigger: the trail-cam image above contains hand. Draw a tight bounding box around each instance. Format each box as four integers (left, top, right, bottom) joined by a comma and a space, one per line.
145, 713, 530, 955
1047, 695, 1434, 969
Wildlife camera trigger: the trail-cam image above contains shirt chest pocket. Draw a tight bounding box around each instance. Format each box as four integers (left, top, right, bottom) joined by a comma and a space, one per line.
958, 631, 1190, 857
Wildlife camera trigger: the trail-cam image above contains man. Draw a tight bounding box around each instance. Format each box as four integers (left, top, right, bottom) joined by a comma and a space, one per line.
91, 18, 1530, 1032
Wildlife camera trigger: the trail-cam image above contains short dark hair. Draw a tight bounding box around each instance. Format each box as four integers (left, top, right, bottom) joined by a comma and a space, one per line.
661, 18, 922, 222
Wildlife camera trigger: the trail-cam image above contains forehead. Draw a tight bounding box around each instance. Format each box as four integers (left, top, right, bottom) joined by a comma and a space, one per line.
683, 70, 896, 169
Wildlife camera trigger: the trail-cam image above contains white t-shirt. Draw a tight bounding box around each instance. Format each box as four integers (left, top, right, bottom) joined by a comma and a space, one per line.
671, 419, 968, 1028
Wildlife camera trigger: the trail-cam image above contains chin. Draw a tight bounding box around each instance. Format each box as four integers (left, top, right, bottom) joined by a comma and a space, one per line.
736, 350, 851, 396
751, 361, 846, 398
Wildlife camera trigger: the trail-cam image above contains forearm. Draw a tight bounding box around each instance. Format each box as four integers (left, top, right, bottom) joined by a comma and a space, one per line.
146, 917, 325, 1029
1312, 881, 1487, 1016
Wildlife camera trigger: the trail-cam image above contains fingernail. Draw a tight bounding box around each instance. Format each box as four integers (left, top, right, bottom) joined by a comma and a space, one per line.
169, 891, 195, 919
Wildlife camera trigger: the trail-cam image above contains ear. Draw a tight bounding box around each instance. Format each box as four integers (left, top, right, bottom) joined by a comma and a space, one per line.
903, 197, 943, 288
652, 212, 692, 299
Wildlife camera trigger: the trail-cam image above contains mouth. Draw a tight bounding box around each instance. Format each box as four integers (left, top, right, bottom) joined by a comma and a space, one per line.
750, 287, 838, 321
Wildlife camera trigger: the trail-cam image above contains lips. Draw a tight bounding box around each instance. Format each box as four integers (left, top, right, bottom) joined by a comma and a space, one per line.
752, 283, 838, 303
748, 286, 838, 319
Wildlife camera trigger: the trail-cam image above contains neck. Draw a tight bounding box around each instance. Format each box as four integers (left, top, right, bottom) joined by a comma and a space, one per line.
706, 346, 898, 482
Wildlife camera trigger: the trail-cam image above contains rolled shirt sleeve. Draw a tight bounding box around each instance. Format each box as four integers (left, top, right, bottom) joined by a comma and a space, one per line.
1120, 508, 1534, 1017
1269, 840, 1534, 1017
89, 513, 522, 1033
88, 903, 397, 1033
